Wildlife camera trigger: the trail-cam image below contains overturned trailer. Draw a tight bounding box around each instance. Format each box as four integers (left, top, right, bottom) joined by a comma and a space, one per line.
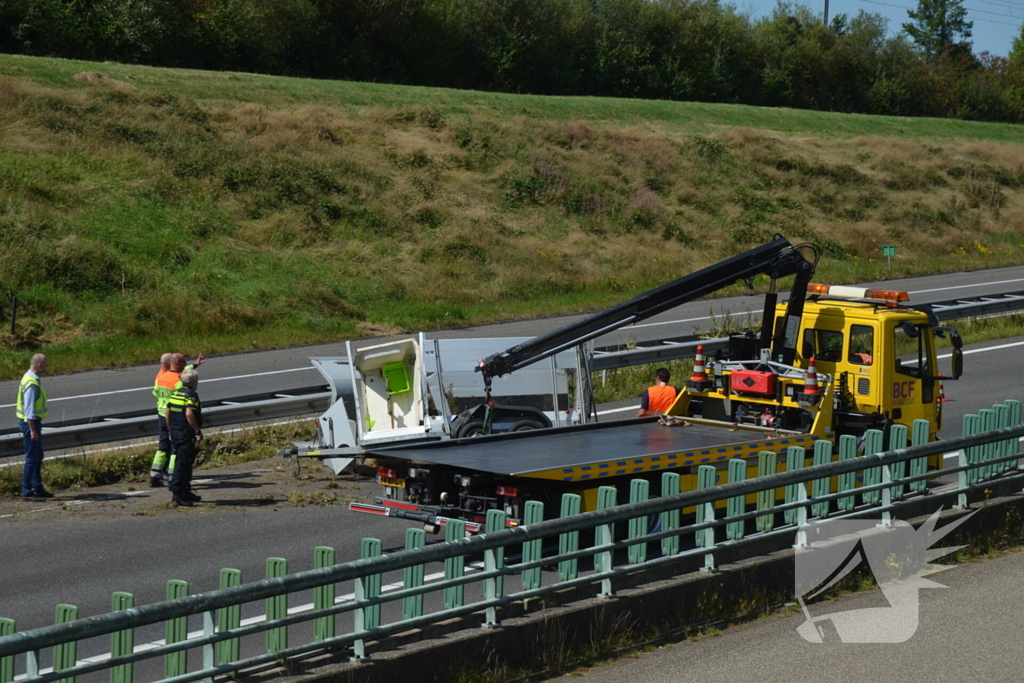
291, 333, 589, 473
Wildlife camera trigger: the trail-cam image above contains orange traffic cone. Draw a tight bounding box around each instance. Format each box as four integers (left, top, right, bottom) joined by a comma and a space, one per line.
938, 382, 947, 403
797, 357, 822, 406
803, 357, 820, 395
691, 345, 709, 381
686, 345, 713, 392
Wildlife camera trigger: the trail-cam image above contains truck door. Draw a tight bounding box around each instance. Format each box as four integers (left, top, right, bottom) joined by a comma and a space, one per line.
889, 320, 936, 426
846, 324, 878, 413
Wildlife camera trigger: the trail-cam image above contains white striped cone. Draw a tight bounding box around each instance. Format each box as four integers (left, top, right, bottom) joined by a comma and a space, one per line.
803, 357, 821, 395
690, 345, 709, 382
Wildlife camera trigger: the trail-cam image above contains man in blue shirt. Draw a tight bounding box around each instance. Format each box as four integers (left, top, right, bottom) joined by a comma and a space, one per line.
16, 354, 51, 501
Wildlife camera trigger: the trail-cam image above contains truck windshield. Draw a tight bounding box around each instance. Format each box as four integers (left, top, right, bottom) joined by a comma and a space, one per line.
893, 323, 932, 379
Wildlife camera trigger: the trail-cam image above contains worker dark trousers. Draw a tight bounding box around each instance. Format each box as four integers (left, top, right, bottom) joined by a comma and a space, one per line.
151, 416, 176, 467
168, 432, 196, 497
19, 419, 44, 496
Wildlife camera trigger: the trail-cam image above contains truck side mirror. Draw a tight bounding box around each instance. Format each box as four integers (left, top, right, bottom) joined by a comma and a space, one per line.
934, 326, 963, 380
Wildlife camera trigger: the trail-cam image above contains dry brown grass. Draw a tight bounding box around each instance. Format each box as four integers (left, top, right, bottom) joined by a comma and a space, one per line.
3, 65, 1024, 375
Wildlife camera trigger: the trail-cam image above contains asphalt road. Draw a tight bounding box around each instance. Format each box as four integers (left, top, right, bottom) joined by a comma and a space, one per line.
2, 264, 1023, 432
567, 550, 1024, 683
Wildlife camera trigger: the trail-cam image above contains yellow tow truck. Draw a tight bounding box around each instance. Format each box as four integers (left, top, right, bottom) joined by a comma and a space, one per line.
350, 238, 963, 530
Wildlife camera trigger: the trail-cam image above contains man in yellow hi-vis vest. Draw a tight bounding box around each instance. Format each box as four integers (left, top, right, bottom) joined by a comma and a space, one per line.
16, 354, 51, 501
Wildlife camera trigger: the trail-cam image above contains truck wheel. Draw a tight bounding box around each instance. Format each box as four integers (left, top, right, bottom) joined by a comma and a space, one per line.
457, 420, 486, 438
510, 419, 544, 432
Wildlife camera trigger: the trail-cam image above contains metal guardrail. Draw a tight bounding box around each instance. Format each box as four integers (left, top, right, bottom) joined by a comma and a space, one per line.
0, 392, 330, 459
2, 289, 1022, 459
1, 400, 1020, 682
928, 289, 1024, 320
591, 337, 728, 370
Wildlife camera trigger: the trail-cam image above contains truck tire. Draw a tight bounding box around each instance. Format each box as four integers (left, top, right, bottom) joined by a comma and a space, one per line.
510, 419, 544, 432
457, 420, 487, 438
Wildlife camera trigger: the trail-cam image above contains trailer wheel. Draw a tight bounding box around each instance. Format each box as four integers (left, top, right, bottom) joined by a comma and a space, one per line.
456, 420, 487, 438
510, 419, 544, 432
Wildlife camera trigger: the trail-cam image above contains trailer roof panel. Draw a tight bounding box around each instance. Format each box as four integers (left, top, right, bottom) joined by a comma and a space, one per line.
367, 420, 809, 478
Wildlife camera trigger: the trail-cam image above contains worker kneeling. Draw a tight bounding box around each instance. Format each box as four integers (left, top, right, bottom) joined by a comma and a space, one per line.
165, 368, 204, 507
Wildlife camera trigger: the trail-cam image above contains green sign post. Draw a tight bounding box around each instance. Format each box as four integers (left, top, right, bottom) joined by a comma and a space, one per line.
882, 245, 896, 268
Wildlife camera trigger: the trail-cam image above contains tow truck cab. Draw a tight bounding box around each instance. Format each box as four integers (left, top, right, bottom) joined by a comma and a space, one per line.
787, 284, 961, 441
670, 283, 963, 450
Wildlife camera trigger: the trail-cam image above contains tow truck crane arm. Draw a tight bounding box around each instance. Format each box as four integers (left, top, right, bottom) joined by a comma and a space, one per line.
476, 236, 817, 381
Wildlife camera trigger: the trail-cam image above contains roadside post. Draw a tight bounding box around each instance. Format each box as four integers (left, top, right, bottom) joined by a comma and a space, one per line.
882, 245, 896, 269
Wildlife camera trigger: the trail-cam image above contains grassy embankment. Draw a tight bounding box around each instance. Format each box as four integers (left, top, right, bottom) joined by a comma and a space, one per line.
3, 53, 1024, 378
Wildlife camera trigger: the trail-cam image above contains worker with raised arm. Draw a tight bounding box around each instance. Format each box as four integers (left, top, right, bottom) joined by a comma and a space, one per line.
16, 354, 52, 501
149, 351, 204, 487
165, 368, 204, 507
636, 368, 682, 418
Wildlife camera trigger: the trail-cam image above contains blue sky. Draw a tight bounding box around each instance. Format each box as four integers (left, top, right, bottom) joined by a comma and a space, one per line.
739, 0, 1024, 57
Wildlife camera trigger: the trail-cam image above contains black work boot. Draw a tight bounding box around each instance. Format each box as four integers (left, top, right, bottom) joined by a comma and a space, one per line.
172, 495, 194, 507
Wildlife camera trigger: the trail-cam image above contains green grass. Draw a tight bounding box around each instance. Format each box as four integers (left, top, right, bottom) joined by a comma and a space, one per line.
3, 53, 1024, 378
7, 55, 1024, 142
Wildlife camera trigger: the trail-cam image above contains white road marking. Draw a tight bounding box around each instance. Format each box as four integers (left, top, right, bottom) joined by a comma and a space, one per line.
908, 277, 1024, 295
935, 339, 1024, 361
0, 366, 317, 408
628, 311, 751, 331
961, 339, 1024, 355
597, 405, 640, 415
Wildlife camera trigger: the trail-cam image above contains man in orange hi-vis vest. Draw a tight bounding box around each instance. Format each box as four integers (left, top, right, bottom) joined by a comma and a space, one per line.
636, 368, 681, 418
149, 352, 204, 487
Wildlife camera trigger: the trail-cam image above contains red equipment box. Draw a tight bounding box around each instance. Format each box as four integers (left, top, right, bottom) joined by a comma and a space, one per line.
731, 369, 775, 396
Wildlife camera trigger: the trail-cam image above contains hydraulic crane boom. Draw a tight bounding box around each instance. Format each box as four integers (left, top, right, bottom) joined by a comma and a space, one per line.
476, 237, 817, 381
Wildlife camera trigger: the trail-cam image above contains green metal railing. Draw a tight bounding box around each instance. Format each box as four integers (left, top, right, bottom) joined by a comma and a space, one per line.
1, 399, 1021, 683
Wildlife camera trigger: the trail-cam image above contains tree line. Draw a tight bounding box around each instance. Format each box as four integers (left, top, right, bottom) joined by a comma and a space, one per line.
3, 0, 1024, 123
